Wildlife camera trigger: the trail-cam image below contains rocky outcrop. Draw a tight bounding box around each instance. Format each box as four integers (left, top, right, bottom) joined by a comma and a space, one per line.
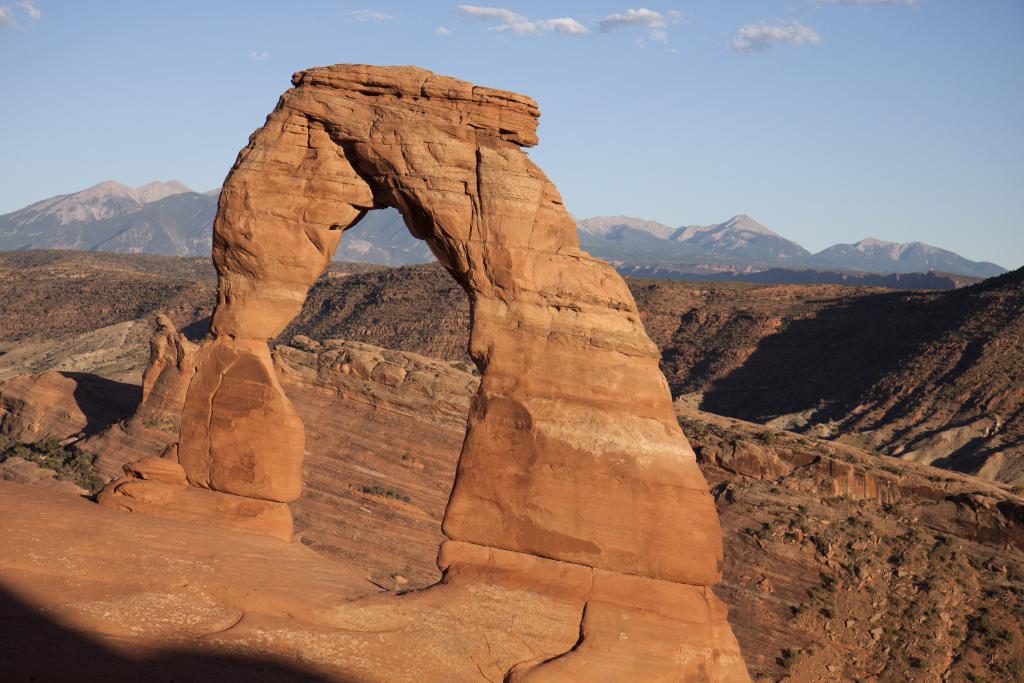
0, 370, 137, 442
274, 335, 478, 428
98, 65, 749, 679
96, 317, 299, 537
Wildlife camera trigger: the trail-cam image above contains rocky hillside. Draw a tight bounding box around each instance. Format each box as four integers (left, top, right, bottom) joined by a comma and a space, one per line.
701, 267, 1024, 487
277, 263, 1024, 490
2, 334, 1021, 682
3, 251, 1020, 490
0, 250, 215, 346
616, 264, 981, 291
0, 251, 380, 382
280, 263, 471, 362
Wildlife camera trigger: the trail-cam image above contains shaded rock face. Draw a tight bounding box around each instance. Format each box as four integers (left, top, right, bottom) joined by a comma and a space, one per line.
0, 370, 139, 447
100, 65, 748, 679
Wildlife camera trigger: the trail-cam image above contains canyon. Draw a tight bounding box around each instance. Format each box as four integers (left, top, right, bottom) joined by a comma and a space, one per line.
1, 64, 1022, 682
3, 330, 1022, 681
5, 64, 751, 680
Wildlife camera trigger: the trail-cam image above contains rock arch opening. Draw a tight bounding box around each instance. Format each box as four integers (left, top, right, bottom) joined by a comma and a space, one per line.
332, 206, 435, 267
101, 64, 751, 681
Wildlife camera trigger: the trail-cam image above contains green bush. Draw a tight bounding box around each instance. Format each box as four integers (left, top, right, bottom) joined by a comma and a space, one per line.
358, 484, 412, 504
0, 436, 104, 494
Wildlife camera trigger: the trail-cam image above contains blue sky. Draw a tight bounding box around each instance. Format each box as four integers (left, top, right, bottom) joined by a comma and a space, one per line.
1, 1, 1021, 267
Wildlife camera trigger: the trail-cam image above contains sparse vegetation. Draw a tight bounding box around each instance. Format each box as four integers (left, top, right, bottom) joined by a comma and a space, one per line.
358, 484, 412, 504
0, 435, 104, 493
779, 648, 799, 669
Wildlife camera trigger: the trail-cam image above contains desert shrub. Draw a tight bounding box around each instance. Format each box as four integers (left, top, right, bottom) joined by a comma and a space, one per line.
0, 436, 104, 493
358, 485, 412, 504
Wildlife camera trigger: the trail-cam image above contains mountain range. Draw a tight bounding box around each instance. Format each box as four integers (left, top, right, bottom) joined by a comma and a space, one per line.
0, 181, 1006, 278
577, 214, 1006, 279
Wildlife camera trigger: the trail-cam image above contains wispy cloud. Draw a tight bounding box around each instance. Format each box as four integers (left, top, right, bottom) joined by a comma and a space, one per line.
344, 8, 396, 22
1, 0, 40, 29
731, 20, 821, 53
818, 0, 921, 5
597, 8, 681, 46
16, 0, 39, 20
248, 51, 271, 62
598, 8, 666, 32
435, 25, 451, 36
457, 5, 588, 36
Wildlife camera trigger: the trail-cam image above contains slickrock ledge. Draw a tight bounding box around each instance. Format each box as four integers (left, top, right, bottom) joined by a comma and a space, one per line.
96, 64, 751, 680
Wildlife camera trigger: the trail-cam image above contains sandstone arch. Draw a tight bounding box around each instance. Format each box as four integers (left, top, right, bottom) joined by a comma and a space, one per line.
104, 65, 750, 680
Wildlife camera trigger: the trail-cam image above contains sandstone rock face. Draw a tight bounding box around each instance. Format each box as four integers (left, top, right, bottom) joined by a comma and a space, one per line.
98, 474, 294, 541
79, 317, 199, 480
104, 65, 748, 679
141, 314, 198, 408
0, 370, 137, 442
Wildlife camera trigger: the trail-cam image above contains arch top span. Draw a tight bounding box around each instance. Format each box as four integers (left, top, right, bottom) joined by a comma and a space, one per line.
101, 64, 750, 679
290, 64, 542, 147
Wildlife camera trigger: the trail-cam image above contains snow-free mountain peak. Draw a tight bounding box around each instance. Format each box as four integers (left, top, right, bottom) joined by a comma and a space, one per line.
0, 181, 1009, 279
716, 214, 777, 237
813, 238, 1005, 278
132, 180, 192, 203
2, 180, 194, 230
576, 215, 676, 239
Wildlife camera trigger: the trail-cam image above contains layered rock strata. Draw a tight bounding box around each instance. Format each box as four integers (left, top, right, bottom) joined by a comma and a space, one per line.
100, 64, 749, 679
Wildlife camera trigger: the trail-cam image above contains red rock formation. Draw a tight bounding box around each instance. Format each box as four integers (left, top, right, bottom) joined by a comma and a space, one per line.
100, 65, 750, 680
0, 370, 136, 442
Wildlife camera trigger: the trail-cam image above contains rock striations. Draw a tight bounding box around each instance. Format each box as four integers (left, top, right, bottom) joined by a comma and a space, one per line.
97, 64, 751, 680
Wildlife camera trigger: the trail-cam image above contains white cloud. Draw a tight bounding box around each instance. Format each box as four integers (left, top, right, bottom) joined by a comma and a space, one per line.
818, 0, 920, 5
345, 8, 396, 22
435, 25, 451, 35
457, 5, 588, 36
16, 0, 39, 20
533, 17, 588, 36
598, 8, 666, 32
458, 5, 518, 24
248, 51, 271, 61
598, 8, 680, 45
0, 7, 14, 28
731, 21, 821, 53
